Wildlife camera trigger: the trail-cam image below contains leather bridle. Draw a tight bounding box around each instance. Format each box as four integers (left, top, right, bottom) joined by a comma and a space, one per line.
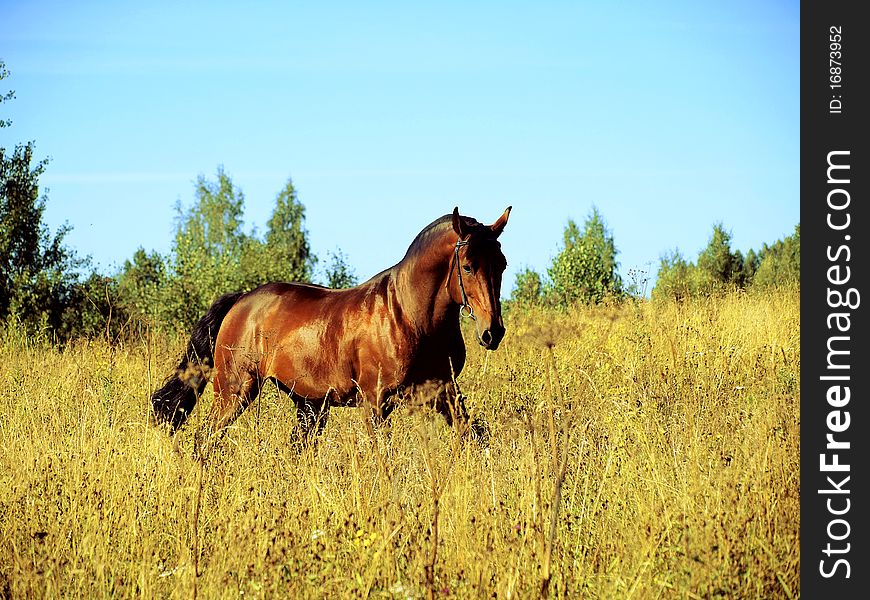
447, 239, 476, 320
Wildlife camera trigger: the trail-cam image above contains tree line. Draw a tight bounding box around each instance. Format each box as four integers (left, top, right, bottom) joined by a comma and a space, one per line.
1, 160, 359, 342
1, 61, 799, 343
652, 223, 799, 301
509, 207, 799, 309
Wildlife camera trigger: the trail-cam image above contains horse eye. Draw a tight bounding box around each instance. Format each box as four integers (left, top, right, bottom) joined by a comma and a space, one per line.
462, 265, 472, 274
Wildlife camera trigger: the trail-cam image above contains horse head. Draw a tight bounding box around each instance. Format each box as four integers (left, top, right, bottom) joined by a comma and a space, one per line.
449, 206, 511, 350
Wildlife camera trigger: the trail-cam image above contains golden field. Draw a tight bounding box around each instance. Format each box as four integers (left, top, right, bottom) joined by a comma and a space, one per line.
0, 289, 799, 599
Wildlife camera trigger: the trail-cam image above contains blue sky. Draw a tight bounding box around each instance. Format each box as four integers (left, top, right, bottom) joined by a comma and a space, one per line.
1, 0, 799, 296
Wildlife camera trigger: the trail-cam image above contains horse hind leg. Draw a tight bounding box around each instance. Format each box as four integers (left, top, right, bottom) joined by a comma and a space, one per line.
269, 379, 330, 447
294, 398, 329, 447
195, 366, 261, 459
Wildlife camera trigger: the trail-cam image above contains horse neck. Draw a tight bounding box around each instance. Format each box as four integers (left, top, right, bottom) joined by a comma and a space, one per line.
391, 233, 458, 335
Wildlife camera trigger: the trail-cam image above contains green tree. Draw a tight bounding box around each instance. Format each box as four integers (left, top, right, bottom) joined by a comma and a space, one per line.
243, 178, 316, 285
117, 248, 167, 324
509, 267, 543, 307
161, 169, 318, 330
652, 249, 697, 302
696, 223, 745, 291
164, 166, 250, 328
652, 222, 799, 300
741, 248, 761, 285
64, 272, 132, 342
323, 248, 357, 289
546, 207, 622, 306
0, 61, 14, 129
1, 62, 83, 335
753, 224, 800, 288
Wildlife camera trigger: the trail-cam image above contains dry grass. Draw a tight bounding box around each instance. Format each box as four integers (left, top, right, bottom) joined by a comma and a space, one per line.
0, 289, 799, 599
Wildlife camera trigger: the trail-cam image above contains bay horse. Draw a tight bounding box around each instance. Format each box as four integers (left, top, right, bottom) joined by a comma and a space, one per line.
151, 206, 511, 450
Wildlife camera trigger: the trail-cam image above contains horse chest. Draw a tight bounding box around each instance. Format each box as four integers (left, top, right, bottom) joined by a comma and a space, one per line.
400, 327, 466, 385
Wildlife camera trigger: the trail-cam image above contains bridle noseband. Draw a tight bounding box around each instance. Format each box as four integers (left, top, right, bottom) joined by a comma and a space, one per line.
448, 239, 476, 320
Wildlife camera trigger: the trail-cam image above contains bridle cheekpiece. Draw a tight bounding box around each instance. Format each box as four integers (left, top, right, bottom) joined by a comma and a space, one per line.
449, 238, 476, 320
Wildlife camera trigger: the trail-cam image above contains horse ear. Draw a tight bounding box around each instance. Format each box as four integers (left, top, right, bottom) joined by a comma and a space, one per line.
452, 207, 468, 238
490, 206, 512, 237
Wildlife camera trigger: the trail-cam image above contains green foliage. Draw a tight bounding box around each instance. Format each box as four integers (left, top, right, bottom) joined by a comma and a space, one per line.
753, 224, 800, 288
322, 249, 358, 289
117, 248, 167, 324
546, 207, 622, 306
653, 222, 800, 300
64, 272, 132, 342
695, 223, 746, 292
653, 249, 696, 302
507, 208, 622, 308
238, 178, 316, 292
1, 63, 84, 337
509, 267, 543, 307
260, 179, 316, 283
0, 61, 14, 129
150, 169, 318, 331
161, 167, 249, 328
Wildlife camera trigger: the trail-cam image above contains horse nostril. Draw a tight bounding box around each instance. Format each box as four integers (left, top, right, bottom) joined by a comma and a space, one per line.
480, 329, 493, 347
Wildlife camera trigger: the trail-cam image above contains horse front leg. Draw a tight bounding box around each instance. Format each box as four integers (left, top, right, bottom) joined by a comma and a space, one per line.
434, 381, 489, 443
354, 368, 397, 431
357, 384, 398, 441
432, 380, 466, 427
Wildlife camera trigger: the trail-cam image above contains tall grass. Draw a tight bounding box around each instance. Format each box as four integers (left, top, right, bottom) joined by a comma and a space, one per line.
0, 289, 799, 598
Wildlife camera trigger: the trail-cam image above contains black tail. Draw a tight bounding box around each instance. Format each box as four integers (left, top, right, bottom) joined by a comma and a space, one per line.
151, 291, 245, 432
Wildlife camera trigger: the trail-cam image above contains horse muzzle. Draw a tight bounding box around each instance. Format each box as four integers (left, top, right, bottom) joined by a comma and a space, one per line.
478, 324, 505, 350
